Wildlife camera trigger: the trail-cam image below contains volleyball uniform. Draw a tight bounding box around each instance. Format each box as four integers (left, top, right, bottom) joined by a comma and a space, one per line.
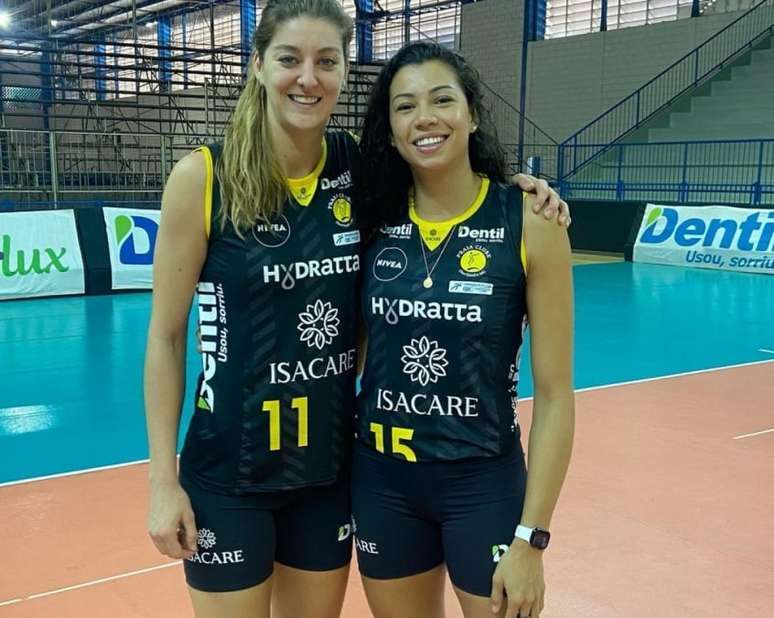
179, 131, 361, 591
352, 178, 529, 596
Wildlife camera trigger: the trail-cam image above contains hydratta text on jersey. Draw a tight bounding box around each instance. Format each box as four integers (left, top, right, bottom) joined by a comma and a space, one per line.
263, 255, 360, 289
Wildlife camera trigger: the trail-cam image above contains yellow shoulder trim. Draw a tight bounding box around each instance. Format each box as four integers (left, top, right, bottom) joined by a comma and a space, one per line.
196, 146, 214, 240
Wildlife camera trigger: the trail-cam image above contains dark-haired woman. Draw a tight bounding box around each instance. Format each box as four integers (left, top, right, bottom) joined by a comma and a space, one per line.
353, 42, 574, 618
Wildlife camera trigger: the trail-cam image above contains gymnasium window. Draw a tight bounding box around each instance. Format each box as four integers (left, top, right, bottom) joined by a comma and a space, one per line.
546, 0, 696, 39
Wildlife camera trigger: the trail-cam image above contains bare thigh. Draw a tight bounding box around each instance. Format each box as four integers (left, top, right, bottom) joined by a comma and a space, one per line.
453, 584, 507, 618
188, 578, 272, 618
361, 564, 446, 618
271, 562, 350, 618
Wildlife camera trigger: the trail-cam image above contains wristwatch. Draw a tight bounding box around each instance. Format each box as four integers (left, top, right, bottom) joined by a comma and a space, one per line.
514, 525, 551, 550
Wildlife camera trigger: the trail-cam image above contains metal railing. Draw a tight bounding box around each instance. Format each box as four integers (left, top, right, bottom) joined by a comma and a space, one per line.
558, 139, 774, 206
0, 128, 170, 209
480, 82, 560, 179
0, 2, 561, 207
558, 0, 774, 180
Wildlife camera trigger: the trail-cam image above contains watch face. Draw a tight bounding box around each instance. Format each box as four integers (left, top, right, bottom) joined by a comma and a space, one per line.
532, 529, 550, 549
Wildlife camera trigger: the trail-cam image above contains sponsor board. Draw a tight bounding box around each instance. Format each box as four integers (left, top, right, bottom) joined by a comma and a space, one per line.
0, 210, 85, 300
633, 204, 774, 275
103, 207, 160, 290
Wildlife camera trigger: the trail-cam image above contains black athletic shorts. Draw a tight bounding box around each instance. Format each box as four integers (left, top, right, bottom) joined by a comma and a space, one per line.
180, 473, 353, 593
351, 442, 527, 597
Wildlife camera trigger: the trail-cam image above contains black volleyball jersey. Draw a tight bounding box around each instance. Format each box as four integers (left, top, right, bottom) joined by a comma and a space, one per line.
180, 131, 361, 494
357, 178, 528, 462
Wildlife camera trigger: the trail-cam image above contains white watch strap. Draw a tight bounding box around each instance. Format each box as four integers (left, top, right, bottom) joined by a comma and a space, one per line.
514, 525, 533, 543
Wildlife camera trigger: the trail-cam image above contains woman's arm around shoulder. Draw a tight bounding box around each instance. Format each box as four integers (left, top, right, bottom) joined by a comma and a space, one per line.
511, 174, 571, 227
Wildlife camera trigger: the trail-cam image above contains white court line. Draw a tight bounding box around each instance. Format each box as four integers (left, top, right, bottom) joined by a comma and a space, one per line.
0, 598, 22, 607
3, 358, 773, 490
759, 348, 774, 354
0, 458, 150, 488
572, 357, 774, 394
0, 562, 179, 607
733, 428, 774, 440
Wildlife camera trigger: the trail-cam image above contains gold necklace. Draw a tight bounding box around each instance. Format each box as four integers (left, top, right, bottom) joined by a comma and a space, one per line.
410, 188, 456, 289
418, 226, 456, 288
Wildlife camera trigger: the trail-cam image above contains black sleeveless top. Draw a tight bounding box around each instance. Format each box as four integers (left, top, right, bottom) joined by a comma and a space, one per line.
357, 180, 528, 462
180, 131, 361, 493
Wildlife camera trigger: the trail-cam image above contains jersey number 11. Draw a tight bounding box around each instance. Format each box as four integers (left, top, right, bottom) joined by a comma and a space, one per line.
261, 397, 308, 451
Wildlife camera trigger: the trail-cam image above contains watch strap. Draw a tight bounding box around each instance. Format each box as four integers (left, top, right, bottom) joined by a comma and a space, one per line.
514, 524, 533, 543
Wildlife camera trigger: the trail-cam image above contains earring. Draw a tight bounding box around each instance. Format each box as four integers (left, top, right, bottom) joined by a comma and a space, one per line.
471, 124, 478, 133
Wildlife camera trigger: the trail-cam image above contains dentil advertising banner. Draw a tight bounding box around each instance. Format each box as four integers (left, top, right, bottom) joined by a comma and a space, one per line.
634, 204, 774, 275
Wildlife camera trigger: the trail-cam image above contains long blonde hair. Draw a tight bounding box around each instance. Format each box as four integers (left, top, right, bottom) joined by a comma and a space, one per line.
218, 0, 354, 235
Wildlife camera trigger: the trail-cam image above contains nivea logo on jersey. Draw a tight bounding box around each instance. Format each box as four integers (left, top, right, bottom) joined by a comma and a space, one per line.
253, 215, 291, 248
370, 297, 482, 325
197, 281, 228, 413
372, 247, 408, 281
458, 226, 505, 242
376, 388, 480, 417
263, 255, 360, 289
269, 349, 356, 384
380, 223, 413, 239
321, 170, 353, 191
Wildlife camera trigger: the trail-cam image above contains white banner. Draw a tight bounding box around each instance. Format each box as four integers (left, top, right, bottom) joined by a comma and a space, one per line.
103, 207, 160, 290
0, 210, 85, 300
633, 204, 774, 275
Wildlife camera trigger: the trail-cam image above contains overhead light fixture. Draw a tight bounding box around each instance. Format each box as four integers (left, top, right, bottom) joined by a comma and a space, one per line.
0, 11, 11, 28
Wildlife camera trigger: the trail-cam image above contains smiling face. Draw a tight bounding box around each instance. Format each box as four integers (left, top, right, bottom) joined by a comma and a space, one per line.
388, 59, 476, 178
256, 16, 347, 136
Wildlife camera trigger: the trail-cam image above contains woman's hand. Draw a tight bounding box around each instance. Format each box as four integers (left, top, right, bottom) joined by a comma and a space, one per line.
148, 479, 198, 560
512, 173, 571, 227
490, 541, 545, 617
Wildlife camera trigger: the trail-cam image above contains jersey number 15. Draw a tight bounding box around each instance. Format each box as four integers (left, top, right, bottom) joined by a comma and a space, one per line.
370, 422, 417, 462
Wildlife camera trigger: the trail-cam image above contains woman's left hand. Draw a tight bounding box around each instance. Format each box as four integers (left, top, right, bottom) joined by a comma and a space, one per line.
490, 541, 545, 617
512, 173, 571, 227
